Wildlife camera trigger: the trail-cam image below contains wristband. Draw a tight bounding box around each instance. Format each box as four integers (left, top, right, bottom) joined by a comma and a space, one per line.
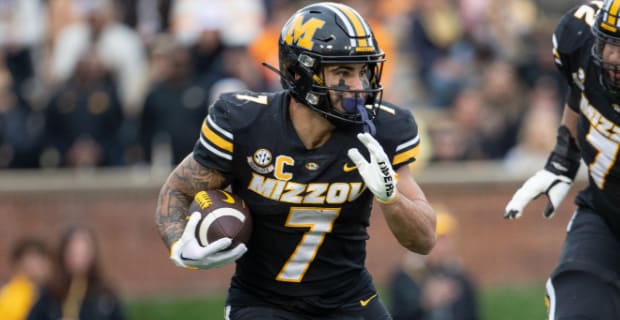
544, 125, 580, 179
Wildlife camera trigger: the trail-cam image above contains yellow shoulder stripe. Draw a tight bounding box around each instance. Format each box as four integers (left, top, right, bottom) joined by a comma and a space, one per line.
201, 122, 233, 153
393, 145, 419, 166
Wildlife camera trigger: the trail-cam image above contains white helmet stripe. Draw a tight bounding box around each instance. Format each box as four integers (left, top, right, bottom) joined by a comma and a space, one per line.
334, 3, 372, 36
321, 3, 357, 48
332, 2, 375, 49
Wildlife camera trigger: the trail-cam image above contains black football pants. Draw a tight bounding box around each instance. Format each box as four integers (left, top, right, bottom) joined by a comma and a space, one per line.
225, 295, 392, 320
545, 208, 620, 319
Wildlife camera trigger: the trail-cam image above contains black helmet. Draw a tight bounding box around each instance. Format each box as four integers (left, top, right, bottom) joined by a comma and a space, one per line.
277, 2, 385, 130
592, 0, 620, 96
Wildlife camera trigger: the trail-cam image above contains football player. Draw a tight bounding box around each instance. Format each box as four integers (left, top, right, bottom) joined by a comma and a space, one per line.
155, 2, 437, 319
505, 1, 620, 318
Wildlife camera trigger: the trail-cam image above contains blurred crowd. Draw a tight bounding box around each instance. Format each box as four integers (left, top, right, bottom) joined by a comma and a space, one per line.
0, 0, 578, 172
0, 226, 126, 320
389, 206, 479, 320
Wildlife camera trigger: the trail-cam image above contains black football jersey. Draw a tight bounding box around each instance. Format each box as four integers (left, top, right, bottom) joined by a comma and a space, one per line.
553, 1, 620, 235
192, 90, 420, 307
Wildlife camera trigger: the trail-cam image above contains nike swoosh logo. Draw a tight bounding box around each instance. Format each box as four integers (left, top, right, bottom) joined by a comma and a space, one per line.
179, 254, 199, 261
219, 190, 235, 204
550, 161, 568, 172
343, 163, 358, 172
360, 293, 377, 307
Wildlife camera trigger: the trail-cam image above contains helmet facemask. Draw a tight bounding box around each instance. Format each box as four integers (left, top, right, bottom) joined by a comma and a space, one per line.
310, 58, 384, 134
592, 37, 620, 96
591, 0, 620, 98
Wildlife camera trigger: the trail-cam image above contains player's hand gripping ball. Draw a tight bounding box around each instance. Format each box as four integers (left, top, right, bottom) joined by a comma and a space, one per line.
189, 190, 252, 248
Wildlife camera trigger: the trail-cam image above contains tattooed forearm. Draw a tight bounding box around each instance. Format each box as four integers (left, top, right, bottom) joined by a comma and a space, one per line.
155, 154, 229, 249
155, 183, 189, 249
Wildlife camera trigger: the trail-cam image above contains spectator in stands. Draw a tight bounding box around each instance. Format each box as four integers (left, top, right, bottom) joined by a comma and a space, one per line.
448, 87, 490, 160
140, 34, 209, 167
503, 77, 561, 177
427, 58, 530, 162
48, 0, 148, 119
516, 16, 567, 101
217, 45, 267, 93
112, 0, 172, 45
407, 0, 476, 108
0, 65, 45, 168
185, 8, 228, 86
477, 59, 527, 159
248, 0, 298, 91
0, 237, 51, 320
46, 0, 89, 50
389, 206, 480, 320
484, 0, 538, 67
0, 0, 47, 105
169, 0, 264, 48
169, 0, 264, 85
42, 49, 124, 168
427, 117, 468, 162
27, 225, 126, 320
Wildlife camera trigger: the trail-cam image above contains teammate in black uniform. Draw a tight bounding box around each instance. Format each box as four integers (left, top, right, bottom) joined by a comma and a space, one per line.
505, 1, 620, 318
155, 2, 437, 319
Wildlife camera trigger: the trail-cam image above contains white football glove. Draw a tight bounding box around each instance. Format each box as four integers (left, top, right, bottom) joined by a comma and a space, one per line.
504, 169, 573, 220
170, 212, 247, 269
347, 132, 398, 203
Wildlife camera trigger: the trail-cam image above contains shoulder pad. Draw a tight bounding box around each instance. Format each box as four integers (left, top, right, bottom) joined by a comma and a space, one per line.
218, 90, 271, 107
208, 90, 280, 131
553, 2, 601, 55
195, 90, 282, 173
373, 101, 420, 168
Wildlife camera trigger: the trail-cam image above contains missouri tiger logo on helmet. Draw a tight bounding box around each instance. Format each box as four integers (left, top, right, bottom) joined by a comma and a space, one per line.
282, 15, 325, 50
276, 2, 385, 130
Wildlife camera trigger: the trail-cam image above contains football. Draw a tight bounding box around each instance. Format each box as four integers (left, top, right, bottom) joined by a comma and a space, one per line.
189, 189, 252, 248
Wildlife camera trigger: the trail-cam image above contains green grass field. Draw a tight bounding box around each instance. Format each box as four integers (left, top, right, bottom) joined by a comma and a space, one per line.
126, 283, 547, 320
480, 284, 547, 320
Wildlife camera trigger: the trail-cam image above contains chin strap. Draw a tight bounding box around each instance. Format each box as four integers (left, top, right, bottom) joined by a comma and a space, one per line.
342, 97, 376, 136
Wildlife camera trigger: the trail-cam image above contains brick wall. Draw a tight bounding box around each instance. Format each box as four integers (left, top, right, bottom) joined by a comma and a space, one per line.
0, 168, 581, 299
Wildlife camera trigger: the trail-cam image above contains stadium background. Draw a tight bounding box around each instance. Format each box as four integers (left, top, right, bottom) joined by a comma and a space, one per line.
0, 0, 589, 318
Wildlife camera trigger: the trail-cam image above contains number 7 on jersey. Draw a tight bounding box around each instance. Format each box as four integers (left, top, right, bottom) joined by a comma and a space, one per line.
276, 207, 340, 282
